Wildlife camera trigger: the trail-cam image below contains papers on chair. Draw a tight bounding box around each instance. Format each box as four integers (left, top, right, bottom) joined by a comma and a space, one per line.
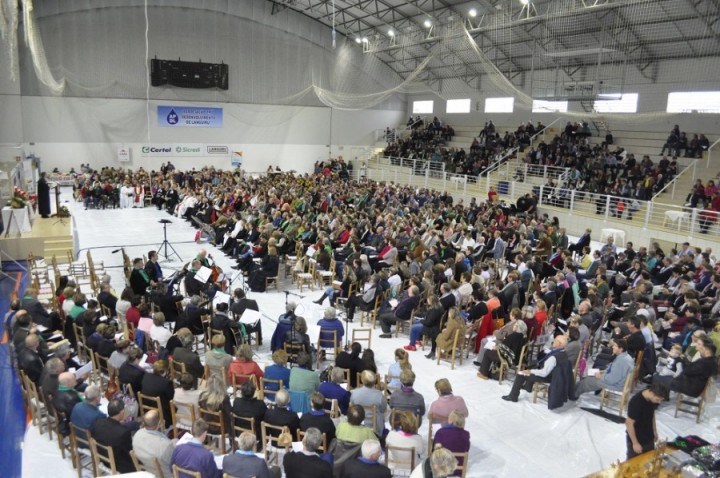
292, 441, 303, 452
175, 432, 194, 447
74, 361, 92, 379
306, 245, 317, 257
138, 317, 153, 334
35, 324, 48, 332
388, 299, 399, 308
587, 368, 600, 377
484, 337, 496, 350
239, 309, 261, 326
194, 266, 212, 283
213, 291, 232, 308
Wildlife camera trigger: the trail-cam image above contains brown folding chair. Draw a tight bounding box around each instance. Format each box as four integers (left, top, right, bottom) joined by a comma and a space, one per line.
69, 423, 96, 478
172, 464, 202, 478
137, 392, 166, 430
297, 429, 327, 452
90, 437, 118, 475
198, 406, 230, 454
170, 400, 196, 438
260, 421, 291, 464
232, 413, 257, 451
384, 444, 416, 475
230, 372, 259, 399
130, 449, 164, 476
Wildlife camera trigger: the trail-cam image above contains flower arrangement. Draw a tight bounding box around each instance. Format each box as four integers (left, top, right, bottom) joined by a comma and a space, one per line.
57, 205, 71, 218
9, 186, 27, 209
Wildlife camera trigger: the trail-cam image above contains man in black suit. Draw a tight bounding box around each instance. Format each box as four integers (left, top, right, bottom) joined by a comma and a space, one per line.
299, 392, 336, 444
118, 347, 146, 396
231, 288, 263, 345
263, 389, 300, 440
151, 282, 184, 324
336, 342, 363, 389
93, 399, 135, 473
378, 286, 420, 338
129, 258, 151, 296
439, 283, 456, 311
340, 439, 392, 478
140, 361, 175, 427
283, 427, 332, 478
17, 333, 44, 384
175, 296, 210, 336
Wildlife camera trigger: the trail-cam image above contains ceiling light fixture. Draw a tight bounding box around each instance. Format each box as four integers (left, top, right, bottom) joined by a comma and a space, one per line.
388, 29, 394, 36
469, 8, 477, 17
520, 0, 530, 5
362, 37, 368, 43
355, 37, 361, 44
424, 19, 432, 28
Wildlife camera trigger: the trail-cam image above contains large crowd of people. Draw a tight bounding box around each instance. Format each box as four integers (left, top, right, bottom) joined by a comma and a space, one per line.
7, 159, 720, 476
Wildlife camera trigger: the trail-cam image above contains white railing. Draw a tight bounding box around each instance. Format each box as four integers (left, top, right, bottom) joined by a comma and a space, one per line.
706, 137, 720, 169
362, 164, 716, 239
652, 158, 697, 201
378, 156, 447, 176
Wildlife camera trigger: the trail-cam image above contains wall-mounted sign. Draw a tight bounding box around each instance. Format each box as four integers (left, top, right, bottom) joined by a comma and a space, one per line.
157, 106, 223, 128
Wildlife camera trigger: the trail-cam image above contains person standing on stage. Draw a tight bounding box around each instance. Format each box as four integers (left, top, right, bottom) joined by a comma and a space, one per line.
625, 383, 668, 459
37, 172, 51, 218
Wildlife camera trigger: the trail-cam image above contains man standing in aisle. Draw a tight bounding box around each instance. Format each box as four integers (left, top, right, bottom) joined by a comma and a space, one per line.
625, 383, 668, 459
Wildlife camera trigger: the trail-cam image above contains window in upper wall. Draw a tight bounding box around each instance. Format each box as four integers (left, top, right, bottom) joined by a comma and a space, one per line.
484, 97, 514, 113
593, 93, 639, 113
413, 100, 434, 114
532, 100, 568, 113
446, 98, 471, 114
667, 92, 720, 113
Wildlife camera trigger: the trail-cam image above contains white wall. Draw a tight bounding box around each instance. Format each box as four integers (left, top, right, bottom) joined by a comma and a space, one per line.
20, 97, 405, 172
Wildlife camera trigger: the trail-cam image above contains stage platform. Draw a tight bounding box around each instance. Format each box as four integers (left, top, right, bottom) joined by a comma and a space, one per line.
0, 214, 74, 263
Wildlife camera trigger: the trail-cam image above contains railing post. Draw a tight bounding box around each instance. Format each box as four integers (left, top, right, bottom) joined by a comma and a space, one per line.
570, 190, 575, 214
463, 175, 468, 196
486, 173, 490, 192
394, 169, 397, 183
672, 181, 676, 199
690, 208, 698, 236
538, 186, 544, 206
644, 201, 652, 229
510, 181, 516, 201
443, 172, 447, 191
604, 195, 611, 221
543, 165, 548, 180
424, 165, 429, 188
408, 168, 412, 186
692, 160, 697, 182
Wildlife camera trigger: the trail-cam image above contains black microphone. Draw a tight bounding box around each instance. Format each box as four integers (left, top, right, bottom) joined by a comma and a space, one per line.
111, 249, 121, 253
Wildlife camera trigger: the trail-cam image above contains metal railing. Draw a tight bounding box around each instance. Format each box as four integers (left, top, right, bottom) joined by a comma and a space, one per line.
361, 163, 716, 239
652, 158, 698, 201
706, 137, 720, 169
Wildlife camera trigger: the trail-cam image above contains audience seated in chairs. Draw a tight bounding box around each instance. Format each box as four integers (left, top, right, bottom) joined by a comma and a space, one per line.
428, 378, 468, 425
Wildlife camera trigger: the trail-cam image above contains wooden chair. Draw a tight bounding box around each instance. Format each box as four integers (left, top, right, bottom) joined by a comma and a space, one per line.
631, 350, 644, 390
230, 372, 259, 399
100, 304, 113, 318
532, 380, 551, 404
426, 412, 436, 453
599, 371, 634, 417
497, 341, 530, 385
130, 449, 164, 476
232, 413, 257, 451
384, 444, 416, 475
172, 464, 202, 478
24, 377, 52, 436
93, 350, 110, 388
324, 398, 340, 418
204, 364, 228, 389
316, 329, 339, 368
283, 342, 305, 366
436, 328, 463, 370
359, 294, 383, 328
297, 429, 328, 452
261, 421, 291, 464
170, 400, 196, 438
351, 327, 372, 351
72, 322, 88, 363
360, 404, 379, 433
196, 314, 211, 353
315, 259, 335, 288
89, 437, 118, 475
674, 379, 711, 423
198, 406, 230, 454
260, 377, 284, 402
169, 358, 187, 387
69, 423, 96, 478
137, 392, 165, 430
48, 405, 70, 459
296, 258, 315, 292
453, 451, 469, 478
394, 309, 416, 338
